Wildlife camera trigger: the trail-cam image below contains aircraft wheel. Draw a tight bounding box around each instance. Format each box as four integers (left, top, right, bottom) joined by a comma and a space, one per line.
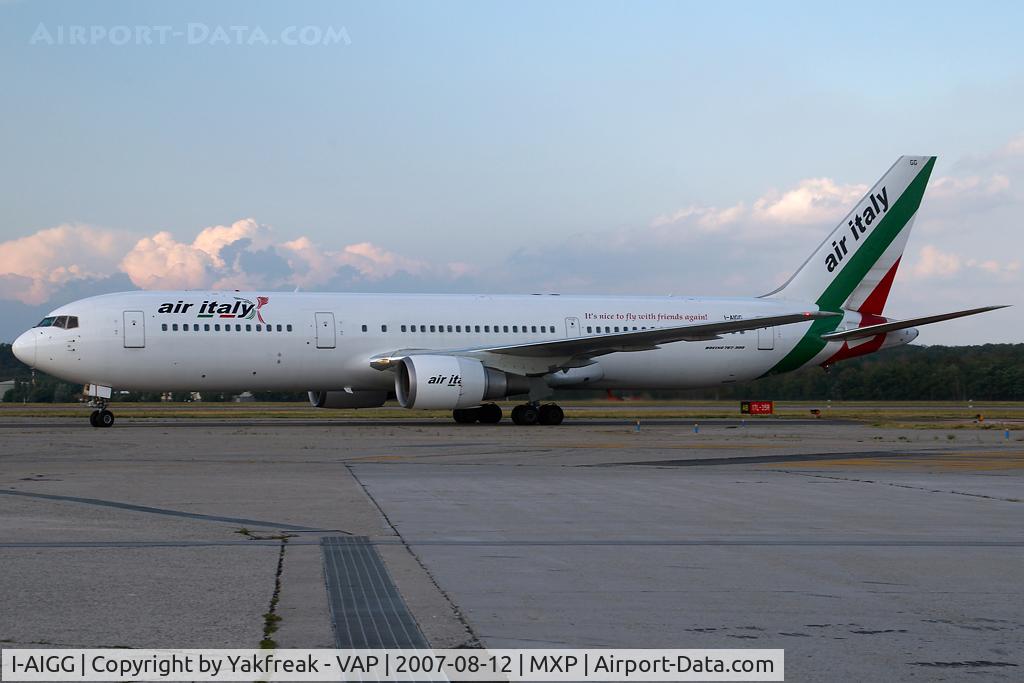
89, 410, 100, 428
511, 404, 539, 426
477, 403, 502, 424
98, 410, 115, 428
538, 403, 564, 426
452, 408, 479, 424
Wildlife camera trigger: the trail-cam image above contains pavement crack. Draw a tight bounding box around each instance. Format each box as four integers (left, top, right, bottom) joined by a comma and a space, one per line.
259, 537, 289, 649
773, 470, 1021, 503
346, 464, 481, 648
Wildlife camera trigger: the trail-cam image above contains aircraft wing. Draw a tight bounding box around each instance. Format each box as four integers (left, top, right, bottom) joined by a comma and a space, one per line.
371, 310, 837, 371
463, 311, 837, 358
820, 305, 1009, 342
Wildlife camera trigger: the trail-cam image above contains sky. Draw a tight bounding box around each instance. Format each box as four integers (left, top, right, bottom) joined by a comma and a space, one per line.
1, 0, 1022, 344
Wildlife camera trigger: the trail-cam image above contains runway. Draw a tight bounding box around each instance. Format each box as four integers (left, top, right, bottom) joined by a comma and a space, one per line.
0, 417, 1020, 679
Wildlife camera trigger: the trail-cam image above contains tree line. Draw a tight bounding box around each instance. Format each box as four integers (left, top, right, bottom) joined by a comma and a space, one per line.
2, 342, 1022, 403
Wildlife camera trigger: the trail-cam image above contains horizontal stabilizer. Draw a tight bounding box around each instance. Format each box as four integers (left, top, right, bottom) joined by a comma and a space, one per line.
820, 305, 1009, 342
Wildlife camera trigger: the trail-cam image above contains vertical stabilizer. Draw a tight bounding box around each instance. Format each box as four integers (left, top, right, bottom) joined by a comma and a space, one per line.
764, 155, 936, 313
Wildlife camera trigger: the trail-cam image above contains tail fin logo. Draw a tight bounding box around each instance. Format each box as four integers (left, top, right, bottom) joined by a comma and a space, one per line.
826, 186, 889, 273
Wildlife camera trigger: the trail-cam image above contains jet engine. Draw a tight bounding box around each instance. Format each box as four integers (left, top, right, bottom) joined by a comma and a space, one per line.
308, 390, 388, 409
394, 355, 529, 409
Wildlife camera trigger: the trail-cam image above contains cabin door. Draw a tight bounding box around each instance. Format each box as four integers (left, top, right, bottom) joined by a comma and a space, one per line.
315, 312, 336, 349
123, 311, 145, 348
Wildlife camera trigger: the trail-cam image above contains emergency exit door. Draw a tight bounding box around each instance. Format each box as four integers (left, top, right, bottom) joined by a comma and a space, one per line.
757, 326, 775, 350
123, 311, 145, 348
315, 312, 336, 349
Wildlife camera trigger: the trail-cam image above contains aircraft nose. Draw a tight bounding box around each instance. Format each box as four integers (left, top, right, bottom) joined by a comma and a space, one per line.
12, 331, 36, 367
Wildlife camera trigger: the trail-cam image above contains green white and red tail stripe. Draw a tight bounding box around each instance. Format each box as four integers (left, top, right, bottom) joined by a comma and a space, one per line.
762, 156, 937, 375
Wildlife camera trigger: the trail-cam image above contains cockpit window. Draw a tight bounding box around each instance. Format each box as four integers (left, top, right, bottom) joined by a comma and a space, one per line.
35, 315, 78, 329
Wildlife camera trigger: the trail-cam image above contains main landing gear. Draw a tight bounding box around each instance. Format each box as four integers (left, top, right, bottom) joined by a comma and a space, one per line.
511, 402, 564, 426
88, 399, 115, 428
452, 403, 503, 424
452, 402, 564, 425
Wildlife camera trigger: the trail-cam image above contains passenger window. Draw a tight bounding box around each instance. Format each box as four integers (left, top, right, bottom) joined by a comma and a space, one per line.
362, 324, 367, 332
531, 326, 537, 333
243, 324, 249, 331
162, 323, 168, 331
205, 324, 211, 331
255, 324, 261, 331
430, 325, 436, 332
475, 325, 481, 332
587, 326, 592, 333
503, 325, 509, 333
235, 324, 241, 331
382, 325, 388, 332
215, 324, 221, 331
456, 325, 461, 332
194, 324, 200, 331
484, 325, 490, 332
172, 324, 178, 331
276, 324, 283, 332
447, 325, 453, 332
401, 325, 407, 332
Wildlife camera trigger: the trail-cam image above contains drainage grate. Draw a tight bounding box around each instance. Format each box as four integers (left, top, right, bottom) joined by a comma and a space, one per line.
321, 536, 428, 648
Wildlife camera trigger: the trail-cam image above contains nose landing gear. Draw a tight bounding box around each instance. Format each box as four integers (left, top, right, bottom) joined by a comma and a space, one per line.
88, 399, 115, 428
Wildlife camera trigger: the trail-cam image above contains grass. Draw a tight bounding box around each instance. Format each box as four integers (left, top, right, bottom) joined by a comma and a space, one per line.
1, 399, 1021, 426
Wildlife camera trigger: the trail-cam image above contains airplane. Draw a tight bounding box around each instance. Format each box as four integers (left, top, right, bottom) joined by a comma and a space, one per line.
10, 155, 1007, 427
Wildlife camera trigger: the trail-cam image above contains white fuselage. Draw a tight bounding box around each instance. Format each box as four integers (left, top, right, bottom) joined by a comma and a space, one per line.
12, 290, 911, 395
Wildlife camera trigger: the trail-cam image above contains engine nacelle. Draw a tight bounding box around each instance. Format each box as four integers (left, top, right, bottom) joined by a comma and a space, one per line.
308, 390, 388, 409
395, 355, 528, 409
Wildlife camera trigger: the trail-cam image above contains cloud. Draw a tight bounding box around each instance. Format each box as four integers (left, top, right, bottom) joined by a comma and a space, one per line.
909, 245, 962, 278
999, 132, 1024, 158
929, 173, 1011, 201
0, 218, 476, 304
649, 178, 869, 247
120, 231, 216, 289
905, 244, 1020, 283
751, 178, 868, 225
651, 203, 745, 231
0, 224, 130, 304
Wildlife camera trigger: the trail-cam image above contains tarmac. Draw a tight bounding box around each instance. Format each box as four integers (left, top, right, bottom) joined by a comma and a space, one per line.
0, 415, 1021, 680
